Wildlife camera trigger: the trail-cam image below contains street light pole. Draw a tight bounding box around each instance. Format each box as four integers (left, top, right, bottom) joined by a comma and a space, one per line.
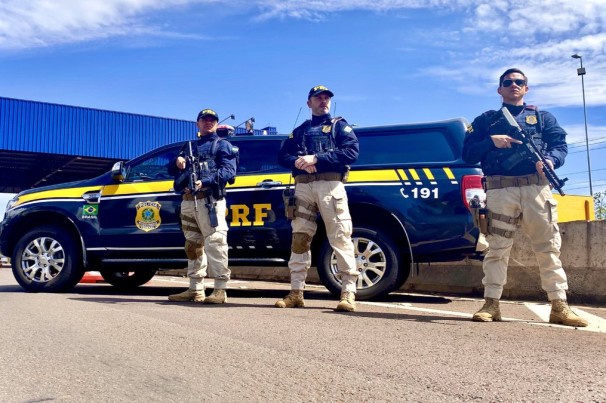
571, 54, 593, 196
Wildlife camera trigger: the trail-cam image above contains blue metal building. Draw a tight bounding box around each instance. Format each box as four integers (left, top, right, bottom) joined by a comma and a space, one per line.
0, 96, 276, 192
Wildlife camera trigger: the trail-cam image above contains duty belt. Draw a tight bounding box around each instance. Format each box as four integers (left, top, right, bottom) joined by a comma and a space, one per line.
483, 173, 549, 191
295, 172, 343, 184
183, 189, 211, 201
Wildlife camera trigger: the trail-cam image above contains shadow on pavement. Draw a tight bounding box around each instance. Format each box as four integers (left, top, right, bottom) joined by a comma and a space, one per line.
329, 309, 471, 324
69, 283, 453, 304
0, 280, 453, 305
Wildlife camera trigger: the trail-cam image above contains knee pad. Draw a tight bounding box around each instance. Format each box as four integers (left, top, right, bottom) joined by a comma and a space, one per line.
291, 232, 312, 254
184, 240, 203, 259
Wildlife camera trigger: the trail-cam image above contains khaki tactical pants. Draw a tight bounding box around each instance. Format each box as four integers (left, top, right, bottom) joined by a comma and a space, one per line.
180, 197, 230, 290
483, 183, 567, 301
289, 180, 358, 293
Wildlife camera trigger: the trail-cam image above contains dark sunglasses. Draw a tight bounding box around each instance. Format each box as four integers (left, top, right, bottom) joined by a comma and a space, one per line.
502, 79, 526, 87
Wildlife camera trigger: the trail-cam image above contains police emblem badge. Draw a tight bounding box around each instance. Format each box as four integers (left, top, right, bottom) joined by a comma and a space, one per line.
526, 115, 538, 125
135, 201, 162, 232
322, 125, 331, 133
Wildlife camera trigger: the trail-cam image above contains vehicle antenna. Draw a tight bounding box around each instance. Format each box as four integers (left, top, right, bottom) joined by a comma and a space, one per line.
293, 107, 302, 130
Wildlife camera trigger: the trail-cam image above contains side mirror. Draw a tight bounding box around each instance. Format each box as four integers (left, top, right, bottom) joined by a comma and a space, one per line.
111, 161, 126, 182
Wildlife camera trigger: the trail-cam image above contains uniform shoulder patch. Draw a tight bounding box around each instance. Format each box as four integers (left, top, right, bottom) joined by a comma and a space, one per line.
343, 125, 353, 133
466, 124, 474, 134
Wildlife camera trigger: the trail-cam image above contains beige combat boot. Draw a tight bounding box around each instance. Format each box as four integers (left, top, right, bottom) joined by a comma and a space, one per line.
274, 290, 305, 308
205, 289, 228, 304
549, 299, 588, 327
472, 297, 502, 322
335, 291, 356, 312
168, 289, 205, 302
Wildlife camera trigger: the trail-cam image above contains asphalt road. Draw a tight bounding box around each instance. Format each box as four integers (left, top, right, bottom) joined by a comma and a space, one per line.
1, 268, 605, 402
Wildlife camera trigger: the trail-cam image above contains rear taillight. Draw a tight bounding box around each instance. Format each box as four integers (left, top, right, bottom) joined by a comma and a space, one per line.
461, 175, 486, 210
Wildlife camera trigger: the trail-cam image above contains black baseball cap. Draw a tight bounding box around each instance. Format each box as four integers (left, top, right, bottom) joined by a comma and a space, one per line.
197, 109, 219, 121
308, 85, 334, 99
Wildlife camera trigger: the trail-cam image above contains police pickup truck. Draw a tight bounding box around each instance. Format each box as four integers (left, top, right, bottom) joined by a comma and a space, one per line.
0, 118, 485, 299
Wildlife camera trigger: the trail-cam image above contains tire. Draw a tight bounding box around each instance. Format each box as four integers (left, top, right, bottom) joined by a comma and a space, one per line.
317, 227, 404, 300
100, 269, 157, 289
11, 226, 84, 292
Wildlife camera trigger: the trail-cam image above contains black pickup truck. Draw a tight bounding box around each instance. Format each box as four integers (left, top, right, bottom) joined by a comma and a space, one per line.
0, 118, 485, 299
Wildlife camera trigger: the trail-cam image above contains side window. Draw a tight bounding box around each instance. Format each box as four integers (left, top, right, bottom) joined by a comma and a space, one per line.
234, 139, 285, 174
355, 129, 455, 165
126, 147, 181, 182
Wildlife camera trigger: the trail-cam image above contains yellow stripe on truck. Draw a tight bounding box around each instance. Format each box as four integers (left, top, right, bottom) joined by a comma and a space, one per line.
14, 167, 461, 207
408, 169, 421, 181
15, 186, 103, 206
348, 169, 400, 182
102, 181, 174, 195
443, 167, 456, 180
422, 168, 435, 180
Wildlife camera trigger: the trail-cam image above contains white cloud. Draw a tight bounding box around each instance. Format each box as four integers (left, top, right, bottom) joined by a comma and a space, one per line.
0, 0, 195, 49
254, 0, 606, 106
2, 0, 606, 108
417, 1, 606, 108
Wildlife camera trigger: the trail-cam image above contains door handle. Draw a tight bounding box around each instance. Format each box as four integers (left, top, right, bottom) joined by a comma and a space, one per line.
82, 190, 101, 204
257, 180, 282, 188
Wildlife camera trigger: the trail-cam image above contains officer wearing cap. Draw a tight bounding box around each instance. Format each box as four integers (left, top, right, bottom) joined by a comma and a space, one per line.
275, 85, 360, 311
168, 108, 237, 304
463, 68, 588, 327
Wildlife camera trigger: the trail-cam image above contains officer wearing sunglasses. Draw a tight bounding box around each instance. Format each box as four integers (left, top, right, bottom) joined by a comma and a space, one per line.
462, 68, 588, 327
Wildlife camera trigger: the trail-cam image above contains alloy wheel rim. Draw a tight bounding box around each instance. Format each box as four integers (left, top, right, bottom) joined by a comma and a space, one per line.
329, 236, 386, 289
20, 236, 65, 282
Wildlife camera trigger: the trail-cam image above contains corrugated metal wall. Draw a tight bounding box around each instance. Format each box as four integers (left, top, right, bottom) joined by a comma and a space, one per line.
0, 97, 196, 160
0, 96, 278, 160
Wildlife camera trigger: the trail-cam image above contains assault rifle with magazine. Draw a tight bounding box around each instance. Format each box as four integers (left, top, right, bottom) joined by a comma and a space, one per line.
173, 141, 200, 211
501, 107, 568, 196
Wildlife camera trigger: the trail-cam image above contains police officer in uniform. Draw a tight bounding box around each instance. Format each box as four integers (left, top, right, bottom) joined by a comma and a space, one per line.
275, 85, 360, 311
168, 109, 237, 304
462, 68, 588, 327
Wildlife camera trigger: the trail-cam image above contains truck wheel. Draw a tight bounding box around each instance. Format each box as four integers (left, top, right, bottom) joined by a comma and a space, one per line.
11, 226, 83, 292
100, 270, 157, 289
317, 227, 401, 300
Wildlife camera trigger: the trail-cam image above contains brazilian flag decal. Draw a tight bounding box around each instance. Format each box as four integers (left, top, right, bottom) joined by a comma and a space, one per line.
82, 204, 99, 219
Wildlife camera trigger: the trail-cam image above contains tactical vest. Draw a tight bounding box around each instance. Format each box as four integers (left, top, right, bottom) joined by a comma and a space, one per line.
196, 140, 218, 177
482, 106, 546, 175
297, 118, 342, 155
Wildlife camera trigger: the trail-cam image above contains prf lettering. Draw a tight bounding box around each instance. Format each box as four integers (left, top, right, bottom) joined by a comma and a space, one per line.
229, 203, 272, 226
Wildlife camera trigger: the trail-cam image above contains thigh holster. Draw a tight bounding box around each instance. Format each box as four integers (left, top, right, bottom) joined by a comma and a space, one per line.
294, 200, 318, 222
472, 208, 521, 238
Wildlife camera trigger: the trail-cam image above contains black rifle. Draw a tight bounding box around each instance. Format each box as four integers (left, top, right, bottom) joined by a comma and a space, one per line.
186, 141, 200, 211
173, 141, 201, 211
501, 107, 568, 196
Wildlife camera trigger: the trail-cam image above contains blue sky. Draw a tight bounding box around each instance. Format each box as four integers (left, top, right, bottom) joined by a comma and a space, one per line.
1, 0, 605, 196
